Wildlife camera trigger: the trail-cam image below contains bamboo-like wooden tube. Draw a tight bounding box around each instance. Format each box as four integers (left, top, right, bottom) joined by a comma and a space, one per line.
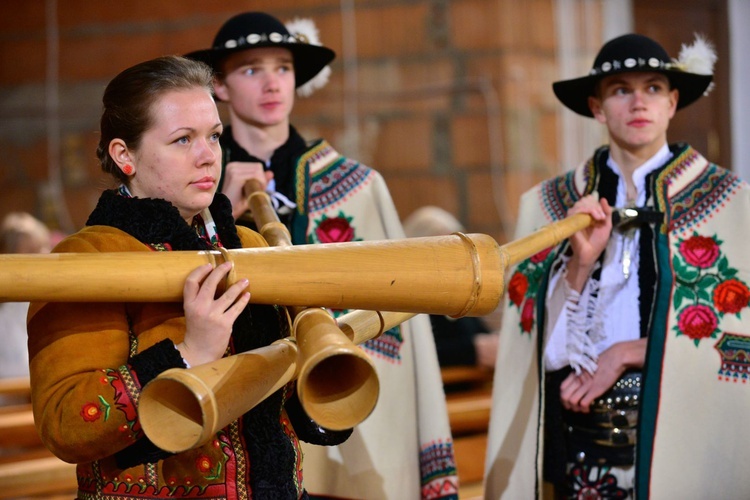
138, 308, 412, 453
139, 339, 299, 453
243, 180, 380, 431
0, 233, 504, 317
501, 212, 591, 265
0, 214, 592, 315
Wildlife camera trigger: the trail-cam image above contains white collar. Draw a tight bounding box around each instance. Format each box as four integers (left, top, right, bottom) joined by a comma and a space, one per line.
606, 144, 672, 207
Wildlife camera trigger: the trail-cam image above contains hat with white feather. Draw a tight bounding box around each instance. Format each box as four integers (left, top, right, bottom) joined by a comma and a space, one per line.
186, 12, 335, 96
553, 33, 716, 117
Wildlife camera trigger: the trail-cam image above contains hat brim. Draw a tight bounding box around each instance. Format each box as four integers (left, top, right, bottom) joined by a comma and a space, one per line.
552, 70, 713, 117
186, 42, 336, 88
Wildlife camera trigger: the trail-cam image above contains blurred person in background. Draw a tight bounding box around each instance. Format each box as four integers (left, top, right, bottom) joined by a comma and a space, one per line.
0, 212, 52, 379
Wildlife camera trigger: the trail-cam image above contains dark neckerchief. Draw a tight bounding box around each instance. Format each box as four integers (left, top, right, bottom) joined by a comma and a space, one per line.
220, 124, 309, 203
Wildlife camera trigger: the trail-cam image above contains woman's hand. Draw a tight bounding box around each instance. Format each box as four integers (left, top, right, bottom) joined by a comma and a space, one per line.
176, 262, 251, 367
566, 194, 613, 292
221, 161, 274, 220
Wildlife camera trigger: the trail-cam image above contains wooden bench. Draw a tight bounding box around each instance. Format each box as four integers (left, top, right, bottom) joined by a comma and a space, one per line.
441, 366, 493, 496
0, 377, 77, 499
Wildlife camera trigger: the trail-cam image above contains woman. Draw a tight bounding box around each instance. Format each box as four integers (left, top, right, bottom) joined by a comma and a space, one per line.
27, 55, 348, 499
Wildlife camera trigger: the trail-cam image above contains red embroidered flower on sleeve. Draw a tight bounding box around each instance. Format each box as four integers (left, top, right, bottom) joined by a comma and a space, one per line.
81, 402, 102, 422
196, 455, 213, 474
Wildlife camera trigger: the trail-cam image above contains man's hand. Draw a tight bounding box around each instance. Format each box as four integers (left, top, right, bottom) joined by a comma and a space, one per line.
222, 161, 274, 220
559, 338, 646, 413
566, 194, 613, 292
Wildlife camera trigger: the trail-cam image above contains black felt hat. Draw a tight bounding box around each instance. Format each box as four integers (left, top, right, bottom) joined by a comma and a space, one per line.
553, 33, 715, 117
186, 12, 336, 88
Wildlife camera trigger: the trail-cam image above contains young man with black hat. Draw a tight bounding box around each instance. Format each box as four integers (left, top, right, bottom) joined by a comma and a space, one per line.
187, 12, 459, 499
485, 33, 750, 499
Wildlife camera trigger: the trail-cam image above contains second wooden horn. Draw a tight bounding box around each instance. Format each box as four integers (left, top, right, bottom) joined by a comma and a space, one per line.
138, 308, 409, 453
246, 179, 379, 430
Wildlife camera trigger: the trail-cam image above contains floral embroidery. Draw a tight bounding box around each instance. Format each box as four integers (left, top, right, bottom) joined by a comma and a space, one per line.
672, 233, 750, 346
507, 247, 556, 334
196, 455, 212, 473
80, 395, 111, 423
309, 211, 361, 243
714, 279, 750, 315
520, 298, 535, 333
565, 463, 630, 499
81, 402, 102, 422
149, 242, 172, 251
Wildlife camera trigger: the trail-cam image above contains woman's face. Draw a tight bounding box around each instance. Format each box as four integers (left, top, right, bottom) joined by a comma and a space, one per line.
125, 87, 223, 223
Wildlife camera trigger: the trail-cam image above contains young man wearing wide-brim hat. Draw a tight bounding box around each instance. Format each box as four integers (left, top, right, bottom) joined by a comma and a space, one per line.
485, 33, 750, 499
187, 11, 460, 499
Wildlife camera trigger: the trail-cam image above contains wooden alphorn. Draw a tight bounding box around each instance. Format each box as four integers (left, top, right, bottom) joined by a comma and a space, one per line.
135, 207, 590, 453
139, 308, 412, 453
244, 178, 381, 431
0, 234, 503, 316
0, 215, 593, 314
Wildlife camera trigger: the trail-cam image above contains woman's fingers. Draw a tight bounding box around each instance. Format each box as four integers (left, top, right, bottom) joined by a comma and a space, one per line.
184, 263, 214, 298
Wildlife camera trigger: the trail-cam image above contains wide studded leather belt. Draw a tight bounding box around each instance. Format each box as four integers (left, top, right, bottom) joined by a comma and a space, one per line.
563, 371, 641, 465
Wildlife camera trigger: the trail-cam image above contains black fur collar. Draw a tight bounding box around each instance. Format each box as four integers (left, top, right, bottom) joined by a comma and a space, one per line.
86, 190, 242, 250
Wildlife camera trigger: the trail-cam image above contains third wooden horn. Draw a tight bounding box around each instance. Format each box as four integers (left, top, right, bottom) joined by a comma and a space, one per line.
244, 178, 380, 431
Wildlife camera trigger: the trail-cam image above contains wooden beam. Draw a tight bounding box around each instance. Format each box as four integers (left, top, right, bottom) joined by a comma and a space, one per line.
0, 455, 77, 498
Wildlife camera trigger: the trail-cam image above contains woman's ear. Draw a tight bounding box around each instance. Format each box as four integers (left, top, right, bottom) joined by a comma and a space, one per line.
108, 139, 133, 169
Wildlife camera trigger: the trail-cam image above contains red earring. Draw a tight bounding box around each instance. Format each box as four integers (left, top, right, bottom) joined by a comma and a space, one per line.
122, 164, 134, 175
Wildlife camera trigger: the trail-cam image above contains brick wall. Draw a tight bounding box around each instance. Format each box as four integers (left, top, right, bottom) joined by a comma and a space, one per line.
0, 0, 566, 244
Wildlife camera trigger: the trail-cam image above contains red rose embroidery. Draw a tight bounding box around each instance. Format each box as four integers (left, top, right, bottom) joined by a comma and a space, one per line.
508, 272, 529, 307
196, 455, 213, 474
679, 235, 719, 268
316, 217, 354, 243
80, 403, 101, 422
520, 297, 535, 333
530, 247, 552, 264
713, 279, 750, 314
677, 304, 718, 340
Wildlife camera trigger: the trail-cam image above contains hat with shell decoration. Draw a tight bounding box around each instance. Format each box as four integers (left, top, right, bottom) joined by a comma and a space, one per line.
552, 33, 717, 117
186, 11, 335, 96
